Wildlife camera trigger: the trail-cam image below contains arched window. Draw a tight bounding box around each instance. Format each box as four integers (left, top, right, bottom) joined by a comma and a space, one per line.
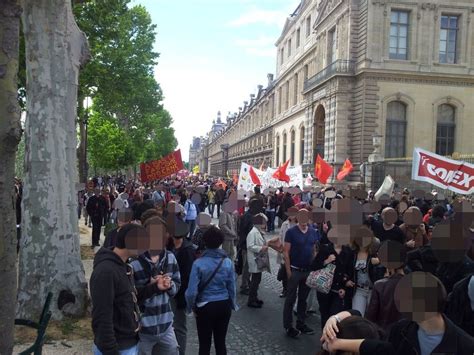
276, 135, 280, 166
300, 126, 305, 164
283, 132, 287, 162
385, 101, 407, 158
436, 104, 455, 156
290, 130, 296, 165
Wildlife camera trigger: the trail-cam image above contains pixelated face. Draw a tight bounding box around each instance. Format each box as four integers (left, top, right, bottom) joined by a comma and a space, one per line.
252, 214, 267, 230
297, 209, 310, 226
381, 207, 397, 225
403, 207, 423, 226
394, 272, 445, 323
124, 227, 151, 257
191, 193, 201, 205
196, 213, 212, 227
351, 225, 375, 249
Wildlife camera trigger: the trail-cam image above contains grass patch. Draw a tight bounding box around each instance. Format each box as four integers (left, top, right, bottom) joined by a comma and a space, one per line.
15, 315, 93, 345
80, 245, 95, 260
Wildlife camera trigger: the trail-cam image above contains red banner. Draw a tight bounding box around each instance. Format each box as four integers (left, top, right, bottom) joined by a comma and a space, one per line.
412, 147, 474, 195
140, 150, 184, 183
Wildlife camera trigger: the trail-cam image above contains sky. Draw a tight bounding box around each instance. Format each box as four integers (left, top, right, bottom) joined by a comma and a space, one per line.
132, 0, 299, 161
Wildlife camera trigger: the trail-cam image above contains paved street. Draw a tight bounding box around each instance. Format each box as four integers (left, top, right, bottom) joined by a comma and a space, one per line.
23, 218, 321, 354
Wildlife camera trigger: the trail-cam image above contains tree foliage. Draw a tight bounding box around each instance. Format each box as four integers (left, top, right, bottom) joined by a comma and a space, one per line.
74, 0, 177, 172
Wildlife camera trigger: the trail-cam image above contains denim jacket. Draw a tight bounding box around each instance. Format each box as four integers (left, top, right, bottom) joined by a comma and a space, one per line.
185, 248, 239, 314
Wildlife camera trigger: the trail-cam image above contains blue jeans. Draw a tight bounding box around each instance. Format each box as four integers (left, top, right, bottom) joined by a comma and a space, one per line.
266, 210, 276, 232
93, 344, 138, 355
186, 219, 196, 239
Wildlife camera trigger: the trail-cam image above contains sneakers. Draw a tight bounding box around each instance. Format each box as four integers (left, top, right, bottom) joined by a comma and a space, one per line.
296, 324, 315, 335
286, 327, 301, 338
256, 298, 264, 305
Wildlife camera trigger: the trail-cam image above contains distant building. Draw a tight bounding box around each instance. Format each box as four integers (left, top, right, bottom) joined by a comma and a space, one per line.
199, 0, 474, 185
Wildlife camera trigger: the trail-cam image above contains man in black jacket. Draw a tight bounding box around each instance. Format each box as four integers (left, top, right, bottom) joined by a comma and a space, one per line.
87, 188, 107, 248
90, 224, 146, 355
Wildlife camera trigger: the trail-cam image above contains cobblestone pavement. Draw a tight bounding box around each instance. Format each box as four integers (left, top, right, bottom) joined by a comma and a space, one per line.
15, 219, 322, 354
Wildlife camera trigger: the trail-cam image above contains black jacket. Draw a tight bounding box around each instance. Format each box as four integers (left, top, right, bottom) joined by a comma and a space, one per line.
445, 274, 474, 336
359, 314, 474, 355
90, 248, 139, 355
87, 194, 106, 220
237, 211, 254, 250
171, 239, 196, 309
312, 244, 354, 292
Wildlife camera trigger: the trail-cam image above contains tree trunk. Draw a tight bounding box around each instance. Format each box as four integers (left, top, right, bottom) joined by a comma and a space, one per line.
17, 0, 90, 319
77, 95, 86, 183
0, 1, 23, 353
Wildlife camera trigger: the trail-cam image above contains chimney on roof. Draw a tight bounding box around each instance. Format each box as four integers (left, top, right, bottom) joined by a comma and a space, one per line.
257, 85, 263, 91
267, 73, 274, 86
244, 101, 248, 106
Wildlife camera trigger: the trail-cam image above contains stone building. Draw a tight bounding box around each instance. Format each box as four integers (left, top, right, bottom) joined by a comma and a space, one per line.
188, 136, 203, 170
202, 0, 474, 184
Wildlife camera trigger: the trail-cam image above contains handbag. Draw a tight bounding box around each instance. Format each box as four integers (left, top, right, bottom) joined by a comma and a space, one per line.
234, 249, 243, 275
305, 263, 336, 294
255, 250, 270, 271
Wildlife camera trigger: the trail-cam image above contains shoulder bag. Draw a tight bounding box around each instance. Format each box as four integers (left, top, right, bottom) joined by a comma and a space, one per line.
305, 263, 336, 294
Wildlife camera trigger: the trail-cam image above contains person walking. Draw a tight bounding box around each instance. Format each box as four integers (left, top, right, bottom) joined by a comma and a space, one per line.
169, 220, 196, 355
207, 187, 216, 218
87, 188, 106, 248
185, 226, 238, 355
184, 192, 198, 239
219, 201, 238, 262
214, 186, 226, 219
246, 213, 270, 308
283, 209, 319, 338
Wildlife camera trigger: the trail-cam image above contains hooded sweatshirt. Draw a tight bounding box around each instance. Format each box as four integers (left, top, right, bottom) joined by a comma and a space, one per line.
90, 248, 139, 355
171, 239, 197, 309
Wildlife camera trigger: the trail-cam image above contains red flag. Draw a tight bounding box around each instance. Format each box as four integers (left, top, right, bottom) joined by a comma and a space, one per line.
336, 159, 354, 181
249, 166, 262, 186
272, 160, 291, 183
314, 155, 333, 184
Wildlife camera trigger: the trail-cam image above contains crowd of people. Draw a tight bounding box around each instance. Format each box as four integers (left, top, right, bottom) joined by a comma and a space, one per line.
86, 174, 474, 355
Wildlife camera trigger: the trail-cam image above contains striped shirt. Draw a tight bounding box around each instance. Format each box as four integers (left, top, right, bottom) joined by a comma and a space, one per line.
130, 251, 181, 336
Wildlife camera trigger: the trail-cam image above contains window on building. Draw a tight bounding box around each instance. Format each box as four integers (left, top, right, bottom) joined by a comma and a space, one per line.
296, 28, 301, 47
294, 73, 299, 105
439, 15, 459, 64
283, 133, 287, 162
266, 133, 269, 144
389, 10, 409, 60
303, 64, 309, 81
385, 101, 407, 158
290, 130, 295, 165
328, 27, 337, 63
306, 15, 312, 37
285, 81, 290, 110
260, 135, 263, 145
276, 135, 280, 166
280, 48, 284, 64
436, 104, 455, 156
300, 126, 305, 164
288, 39, 292, 57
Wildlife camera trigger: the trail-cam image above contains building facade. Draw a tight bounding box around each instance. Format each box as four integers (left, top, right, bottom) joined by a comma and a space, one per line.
201, 0, 474, 183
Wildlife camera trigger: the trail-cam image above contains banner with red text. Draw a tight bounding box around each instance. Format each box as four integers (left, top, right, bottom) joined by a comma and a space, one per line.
140, 150, 184, 183
412, 147, 474, 195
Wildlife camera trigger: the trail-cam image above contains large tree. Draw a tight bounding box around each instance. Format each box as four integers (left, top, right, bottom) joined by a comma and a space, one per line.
17, 0, 90, 319
74, 1, 177, 174
0, 1, 23, 352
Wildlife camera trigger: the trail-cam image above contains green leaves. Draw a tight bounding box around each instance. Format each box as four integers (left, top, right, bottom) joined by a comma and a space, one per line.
74, 0, 176, 171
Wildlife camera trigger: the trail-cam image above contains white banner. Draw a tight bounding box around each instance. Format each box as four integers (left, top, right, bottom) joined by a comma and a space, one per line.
375, 175, 395, 201
237, 162, 304, 191
412, 147, 474, 195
